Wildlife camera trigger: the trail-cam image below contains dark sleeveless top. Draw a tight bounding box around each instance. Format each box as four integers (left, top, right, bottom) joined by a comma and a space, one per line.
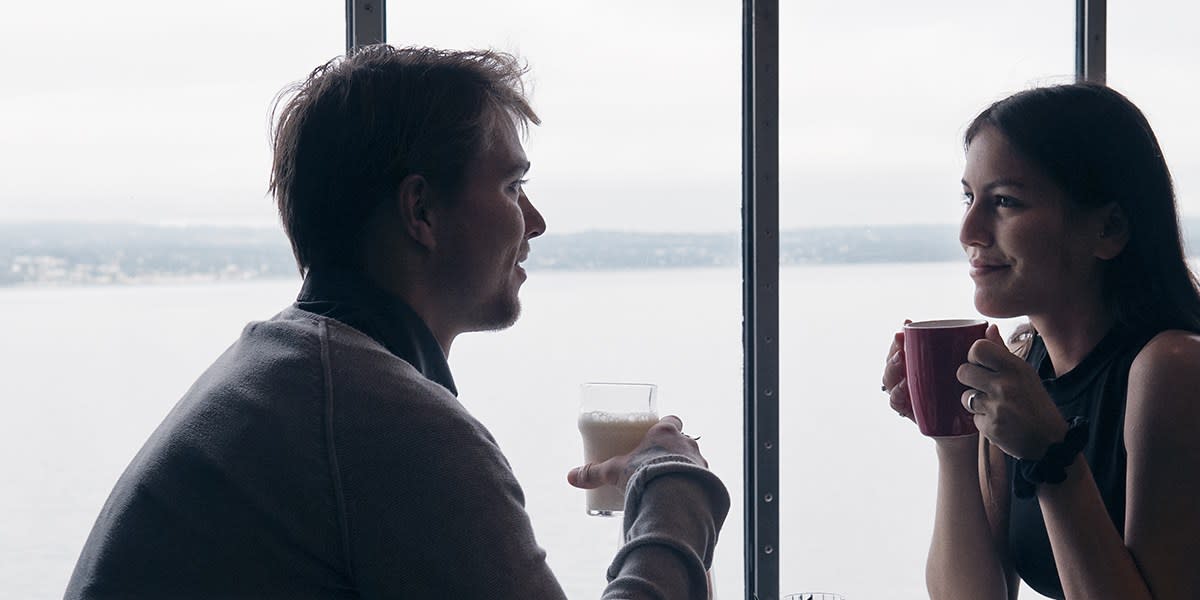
1006, 326, 1154, 599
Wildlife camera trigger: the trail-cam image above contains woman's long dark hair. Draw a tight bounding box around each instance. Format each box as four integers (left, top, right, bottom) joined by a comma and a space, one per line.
966, 83, 1200, 337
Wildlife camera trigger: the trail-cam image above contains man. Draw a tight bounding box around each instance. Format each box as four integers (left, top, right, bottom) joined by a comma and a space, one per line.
66, 45, 729, 599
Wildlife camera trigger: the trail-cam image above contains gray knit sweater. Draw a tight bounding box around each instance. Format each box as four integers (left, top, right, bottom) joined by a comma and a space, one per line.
66, 271, 729, 599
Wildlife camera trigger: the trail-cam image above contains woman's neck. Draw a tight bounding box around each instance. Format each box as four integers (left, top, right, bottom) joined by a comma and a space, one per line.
1029, 308, 1117, 377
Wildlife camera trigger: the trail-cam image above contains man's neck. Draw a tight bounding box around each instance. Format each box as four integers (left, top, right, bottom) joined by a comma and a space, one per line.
360, 266, 457, 356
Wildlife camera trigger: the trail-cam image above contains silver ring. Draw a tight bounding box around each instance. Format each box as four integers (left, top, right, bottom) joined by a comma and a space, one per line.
967, 391, 981, 414
684, 434, 701, 441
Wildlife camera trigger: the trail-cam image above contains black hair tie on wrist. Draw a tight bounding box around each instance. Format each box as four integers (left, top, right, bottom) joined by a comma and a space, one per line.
1013, 416, 1089, 499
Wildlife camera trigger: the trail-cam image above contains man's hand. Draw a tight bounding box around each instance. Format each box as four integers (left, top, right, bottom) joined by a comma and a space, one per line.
567, 415, 706, 491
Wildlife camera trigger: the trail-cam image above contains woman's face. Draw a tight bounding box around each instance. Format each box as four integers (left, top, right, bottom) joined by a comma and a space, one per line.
960, 126, 1108, 321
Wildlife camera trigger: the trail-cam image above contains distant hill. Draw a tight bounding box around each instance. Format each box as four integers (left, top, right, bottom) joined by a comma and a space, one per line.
2, 220, 1199, 286
0, 223, 298, 286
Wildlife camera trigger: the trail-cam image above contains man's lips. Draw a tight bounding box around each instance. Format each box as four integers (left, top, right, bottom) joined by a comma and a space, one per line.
515, 248, 530, 277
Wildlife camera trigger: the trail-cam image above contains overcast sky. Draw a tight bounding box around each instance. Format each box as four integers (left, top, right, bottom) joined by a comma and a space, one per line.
1, 1, 1197, 233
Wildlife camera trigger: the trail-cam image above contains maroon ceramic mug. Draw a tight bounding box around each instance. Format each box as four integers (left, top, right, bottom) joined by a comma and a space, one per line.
903, 319, 987, 437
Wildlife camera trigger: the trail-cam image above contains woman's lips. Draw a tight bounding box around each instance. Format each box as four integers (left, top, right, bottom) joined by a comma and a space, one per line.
969, 263, 1011, 278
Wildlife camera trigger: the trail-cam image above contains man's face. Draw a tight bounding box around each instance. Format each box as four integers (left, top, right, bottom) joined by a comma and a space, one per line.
430, 115, 546, 335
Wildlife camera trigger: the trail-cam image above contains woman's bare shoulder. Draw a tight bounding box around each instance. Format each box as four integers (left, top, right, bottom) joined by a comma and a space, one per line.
1126, 329, 1200, 448
1134, 329, 1200, 373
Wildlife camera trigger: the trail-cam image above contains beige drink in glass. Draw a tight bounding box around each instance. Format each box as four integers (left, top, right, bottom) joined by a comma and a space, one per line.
578, 382, 658, 516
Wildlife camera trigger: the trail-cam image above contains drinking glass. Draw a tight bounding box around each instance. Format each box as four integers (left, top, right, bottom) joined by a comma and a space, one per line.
578, 383, 717, 598
578, 382, 658, 516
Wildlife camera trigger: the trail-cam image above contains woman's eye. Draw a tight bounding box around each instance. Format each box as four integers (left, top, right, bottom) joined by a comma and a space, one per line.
961, 192, 974, 206
508, 178, 528, 195
995, 195, 1018, 208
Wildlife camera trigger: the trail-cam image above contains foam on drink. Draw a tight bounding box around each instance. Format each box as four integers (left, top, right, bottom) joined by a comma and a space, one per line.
577, 410, 660, 515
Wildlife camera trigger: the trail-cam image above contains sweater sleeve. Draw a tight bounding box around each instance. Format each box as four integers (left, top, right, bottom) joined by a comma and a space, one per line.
603, 456, 732, 600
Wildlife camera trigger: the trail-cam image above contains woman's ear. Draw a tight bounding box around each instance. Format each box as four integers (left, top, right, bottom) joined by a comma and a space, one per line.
1095, 202, 1130, 260
396, 174, 437, 251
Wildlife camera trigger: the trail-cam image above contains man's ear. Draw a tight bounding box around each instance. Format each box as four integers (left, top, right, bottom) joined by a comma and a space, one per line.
1095, 202, 1130, 260
396, 174, 437, 251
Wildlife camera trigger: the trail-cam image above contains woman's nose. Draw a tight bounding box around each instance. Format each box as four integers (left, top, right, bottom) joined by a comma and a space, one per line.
959, 202, 991, 248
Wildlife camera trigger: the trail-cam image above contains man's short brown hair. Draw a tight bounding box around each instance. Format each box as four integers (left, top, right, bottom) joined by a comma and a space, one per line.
269, 45, 539, 274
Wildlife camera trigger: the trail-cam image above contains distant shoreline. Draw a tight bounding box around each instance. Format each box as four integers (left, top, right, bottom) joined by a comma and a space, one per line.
3, 221, 1199, 287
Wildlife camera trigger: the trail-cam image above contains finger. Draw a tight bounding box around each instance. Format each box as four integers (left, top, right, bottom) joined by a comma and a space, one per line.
566, 463, 589, 487
961, 388, 985, 414
887, 331, 904, 356
956, 361, 995, 392
888, 378, 912, 414
886, 330, 904, 358
967, 338, 1014, 371
985, 323, 1003, 345
567, 460, 617, 489
657, 415, 684, 433
883, 346, 905, 387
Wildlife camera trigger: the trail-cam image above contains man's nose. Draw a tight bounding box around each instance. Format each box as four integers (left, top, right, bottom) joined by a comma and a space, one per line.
521, 192, 546, 239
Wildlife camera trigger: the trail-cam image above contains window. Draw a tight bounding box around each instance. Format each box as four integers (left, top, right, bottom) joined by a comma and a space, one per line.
388, 3, 746, 596
778, 2, 1072, 597
0, 2, 341, 596
5, 2, 1161, 597
1109, 0, 1200, 233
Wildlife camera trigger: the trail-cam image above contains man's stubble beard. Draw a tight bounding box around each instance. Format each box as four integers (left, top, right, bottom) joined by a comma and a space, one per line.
473, 287, 522, 333
433, 258, 523, 334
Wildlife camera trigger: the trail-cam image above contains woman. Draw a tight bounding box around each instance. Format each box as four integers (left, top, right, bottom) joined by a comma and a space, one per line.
881, 83, 1200, 599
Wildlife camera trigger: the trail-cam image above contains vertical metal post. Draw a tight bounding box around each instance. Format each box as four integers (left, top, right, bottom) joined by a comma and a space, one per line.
346, 0, 386, 52
1076, 0, 1106, 83
743, 0, 779, 598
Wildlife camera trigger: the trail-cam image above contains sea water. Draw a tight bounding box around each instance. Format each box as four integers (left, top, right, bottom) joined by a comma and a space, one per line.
0, 264, 1051, 599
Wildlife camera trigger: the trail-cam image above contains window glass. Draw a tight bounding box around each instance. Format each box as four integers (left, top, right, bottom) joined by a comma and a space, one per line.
779, 2, 1072, 598
388, 3, 745, 596
0, 2, 340, 596
1109, 1, 1200, 235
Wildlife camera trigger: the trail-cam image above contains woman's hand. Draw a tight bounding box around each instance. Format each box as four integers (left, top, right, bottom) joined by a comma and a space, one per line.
882, 320, 915, 421
956, 324, 1067, 459
567, 415, 706, 491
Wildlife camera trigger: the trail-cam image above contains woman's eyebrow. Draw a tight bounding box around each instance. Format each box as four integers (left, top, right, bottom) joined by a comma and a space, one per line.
961, 177, 1027, 191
